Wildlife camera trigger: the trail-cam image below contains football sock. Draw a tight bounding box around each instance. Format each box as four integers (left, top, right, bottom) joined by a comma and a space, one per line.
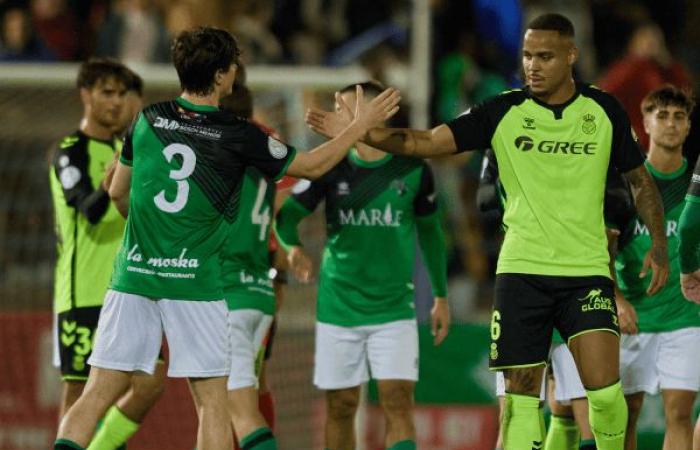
544, 415, 579, 450
387, 440, 416, 450
88, 406, 139, 450
579, 438, 597, 449
586, 382, 627, 450
54, 439, 85, 450
502, 393, 544, 450
240, 427, 277, 450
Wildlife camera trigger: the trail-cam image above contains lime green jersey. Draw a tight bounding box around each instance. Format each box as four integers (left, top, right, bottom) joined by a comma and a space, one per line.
615, 159, 700, 332
50, 131, 125, 314
448, 83, 645, 277
220, 167, 276, 314
110, 97, 295, 300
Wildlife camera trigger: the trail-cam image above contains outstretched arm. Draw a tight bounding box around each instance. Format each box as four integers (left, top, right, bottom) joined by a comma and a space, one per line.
623, 164, 668, 294
362, 124, 459, 157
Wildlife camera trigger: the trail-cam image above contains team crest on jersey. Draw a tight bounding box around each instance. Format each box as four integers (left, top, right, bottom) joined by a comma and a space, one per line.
522, 117, 536, 130
391, 179, 407, 196
337, 181, 350, 195
268, 136, 288, 159
581, 114, 596, 135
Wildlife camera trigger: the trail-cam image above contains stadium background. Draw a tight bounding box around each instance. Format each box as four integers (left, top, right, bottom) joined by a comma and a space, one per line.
1, 0, 700, 448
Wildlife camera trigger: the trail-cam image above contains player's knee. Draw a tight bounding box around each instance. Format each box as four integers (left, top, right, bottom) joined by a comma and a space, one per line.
130, 376, 166, 405
624, 394, 644, 421
379, 384, 414, 417
504, 367, 542, 396
327, 390, 359, 421
663, 399, 693, 425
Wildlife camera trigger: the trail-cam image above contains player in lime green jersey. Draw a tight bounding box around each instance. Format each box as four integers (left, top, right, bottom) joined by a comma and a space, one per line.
615, 85, 700, 450
49, 59, 164, 450
277, 81, 450, 450
54, 27, 400, 450
307, 14, 669, 450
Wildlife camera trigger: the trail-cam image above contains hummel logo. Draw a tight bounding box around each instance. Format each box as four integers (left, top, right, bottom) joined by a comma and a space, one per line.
532, 440, 542, 450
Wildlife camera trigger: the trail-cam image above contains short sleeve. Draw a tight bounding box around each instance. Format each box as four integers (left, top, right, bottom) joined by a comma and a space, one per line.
290, 177, 326, 212
242, 123, 297, 181
52, 138, 96, 207
687, 157, 700, 201
605, 96, 645, 173
413, 164, 438, 216
119, 112, 140, 166
446, 93, 516, 154
603, 167, 635, 231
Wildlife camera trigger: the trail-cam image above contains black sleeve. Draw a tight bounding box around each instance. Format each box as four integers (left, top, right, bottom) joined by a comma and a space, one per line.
290, 177, 326, 212
413, 163, 439, 216
446, 93, 515, 154
53, 140, 110, 225
241, 123, 297, 181
602, 93, 646, 173
603, 167, 636, 231
687, 157, 700, 198
119, 121, 135, 166
476, 149, 503, 214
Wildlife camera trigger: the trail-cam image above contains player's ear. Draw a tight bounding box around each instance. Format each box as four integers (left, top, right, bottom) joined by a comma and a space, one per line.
642, 113, 651, 135
79, 87, 91, 107
568, 45, 578, 66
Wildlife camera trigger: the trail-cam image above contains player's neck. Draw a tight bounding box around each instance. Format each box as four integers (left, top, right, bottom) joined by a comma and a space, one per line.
354, 142, 387, 161
533, 78, 576, 105
647, 144, 684, 174
180, 90, 221, 108
80, 117, 113, 141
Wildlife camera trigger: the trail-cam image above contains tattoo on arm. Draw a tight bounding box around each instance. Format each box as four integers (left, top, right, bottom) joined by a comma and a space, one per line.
365, 128, 433, 157
624, 165, 667, 251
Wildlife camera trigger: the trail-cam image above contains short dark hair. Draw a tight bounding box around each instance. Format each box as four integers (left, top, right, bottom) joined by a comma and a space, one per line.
527, 13, 575, 38
171, 26, 241, 96
125, 68, 144, 96
338, 80, 386, 98
641, 84, 695, 116
76, 58, 132, 90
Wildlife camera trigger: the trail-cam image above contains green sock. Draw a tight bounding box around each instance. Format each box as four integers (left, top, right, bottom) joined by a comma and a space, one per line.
240, 427, 277, 450
387, 440, 416, 450
87, 406, 139, 450
586, 382, 627, 450
55, 439, 85, 450
579, 438, 597, 449
502, 393, 544, 450
544, 415, 580, 450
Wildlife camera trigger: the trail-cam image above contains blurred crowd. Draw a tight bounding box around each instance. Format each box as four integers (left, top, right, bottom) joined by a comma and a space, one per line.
2, 0, 700, 319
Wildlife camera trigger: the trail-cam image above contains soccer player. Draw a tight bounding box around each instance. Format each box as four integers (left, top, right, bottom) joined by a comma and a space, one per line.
49, 58, 165, 450
307, 14, 669, 450
54, 27, 400, 450
276, 81, 450, 450
615, 85, 700, 450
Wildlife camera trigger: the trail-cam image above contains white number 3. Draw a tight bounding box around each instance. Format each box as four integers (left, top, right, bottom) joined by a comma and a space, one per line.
154, 143, 197, 213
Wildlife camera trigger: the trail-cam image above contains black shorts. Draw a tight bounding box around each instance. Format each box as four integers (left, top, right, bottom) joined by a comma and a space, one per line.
57, 306, 101, 380
489, 273, 619, 370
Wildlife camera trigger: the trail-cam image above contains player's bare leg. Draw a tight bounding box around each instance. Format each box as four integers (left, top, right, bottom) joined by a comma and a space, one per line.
57, 368, 132, 447
570, 331, 627, 450
189, 376, 232, 450
693, 416, 700, 450
623, 393, 644, 450
571, 398, 595, 443
228, 386, 269, 442
325, 386, 361, 450
661, 389, 696, 450
116, 361, 166, 422
495, 395, 505, 449
377, 380, 416, 448
60, 381, 87, 419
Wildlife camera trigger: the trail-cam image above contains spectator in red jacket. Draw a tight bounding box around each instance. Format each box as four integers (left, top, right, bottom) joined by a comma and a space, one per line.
599, 22, 691, 151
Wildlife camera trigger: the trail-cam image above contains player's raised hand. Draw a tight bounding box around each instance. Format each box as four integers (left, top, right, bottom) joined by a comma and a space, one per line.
430, 297, 450, 346
640, 245, 669, 295
287, 246, 313, 284
352, 85, 401, 132
306, 106, 344, 139
681, 270, 700, 304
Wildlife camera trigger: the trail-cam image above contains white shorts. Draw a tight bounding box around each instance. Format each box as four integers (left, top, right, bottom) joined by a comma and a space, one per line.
551, 343, 586, 403
227, 309, 274, 390
314, 320, 419, 390
89, 290, 229, 378
620, 328, 700, 395
495, 370, 546, 401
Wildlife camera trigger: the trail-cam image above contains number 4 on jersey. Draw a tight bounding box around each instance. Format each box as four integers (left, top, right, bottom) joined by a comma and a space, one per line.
251, 178, 270, 241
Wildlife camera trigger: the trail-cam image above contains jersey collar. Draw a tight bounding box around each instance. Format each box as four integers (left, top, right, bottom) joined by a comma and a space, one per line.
644, 158, 688, 180
176, 96, 219, 112
349, 147, 393, 168
525, 83, 581, 120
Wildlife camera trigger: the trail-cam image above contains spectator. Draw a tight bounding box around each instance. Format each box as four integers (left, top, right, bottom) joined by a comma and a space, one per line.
599, 21, 692, 150
0, 6, 55, 61
30, 0, 81, 60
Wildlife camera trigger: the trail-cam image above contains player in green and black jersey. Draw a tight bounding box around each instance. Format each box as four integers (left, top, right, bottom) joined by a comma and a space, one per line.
307, 14, 669, 450
615, 85, 700, 450
277, 82, 449, 450
49, 59, 164, 450
54, 27, 400, 450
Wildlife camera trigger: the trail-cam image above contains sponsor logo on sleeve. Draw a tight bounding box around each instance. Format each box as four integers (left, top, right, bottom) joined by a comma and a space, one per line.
59, 166, 81, 189
268, 136, 288, 159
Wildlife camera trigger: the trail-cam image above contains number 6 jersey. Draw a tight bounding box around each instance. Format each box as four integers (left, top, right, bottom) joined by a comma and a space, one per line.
110, 97, 295, 300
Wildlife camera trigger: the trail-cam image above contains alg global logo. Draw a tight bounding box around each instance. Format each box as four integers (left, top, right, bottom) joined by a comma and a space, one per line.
514, 135, 598, 155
